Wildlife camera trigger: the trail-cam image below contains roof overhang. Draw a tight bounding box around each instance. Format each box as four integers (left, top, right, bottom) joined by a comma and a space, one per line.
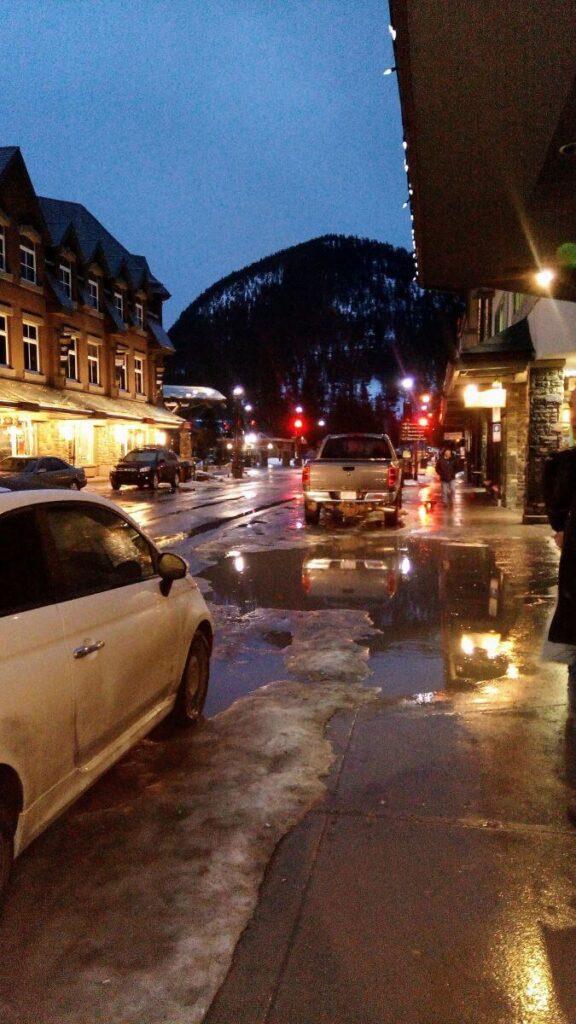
390, 0, 576, 298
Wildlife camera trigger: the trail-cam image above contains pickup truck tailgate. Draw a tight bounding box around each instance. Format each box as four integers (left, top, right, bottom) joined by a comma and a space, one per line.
309, 460, 389, 495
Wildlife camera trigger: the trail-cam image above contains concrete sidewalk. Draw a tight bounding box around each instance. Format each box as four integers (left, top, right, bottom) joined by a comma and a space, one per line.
205, 491, 576, 1024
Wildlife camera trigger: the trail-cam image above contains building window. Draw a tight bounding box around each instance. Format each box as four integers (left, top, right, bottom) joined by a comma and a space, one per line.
513, 292, 524, 314
0, 229, 5, 272
135, 302, 144, 329
66, 337, 78, 381
116, 352, 128, 391
23, 322, 40, 372
20, 244, 36, 284
59, 262, 72, 298
88, 278, 99, 309
88, 343, 100, 385
114, 291, 124, 320
134, 355, 145, 394
0, 314, 8, 366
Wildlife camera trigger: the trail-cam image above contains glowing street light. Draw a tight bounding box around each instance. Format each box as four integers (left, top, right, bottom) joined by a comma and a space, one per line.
318, 418, 326, 428
401, 377, 414, 390
295, 405, 303, 414
244, 403, 253, 413
232, 385, 244, 398
420, 393, 431, 404
534, 267, 555, 289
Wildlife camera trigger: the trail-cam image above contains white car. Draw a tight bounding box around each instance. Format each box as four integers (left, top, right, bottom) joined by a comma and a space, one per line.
0, 489, 213, 896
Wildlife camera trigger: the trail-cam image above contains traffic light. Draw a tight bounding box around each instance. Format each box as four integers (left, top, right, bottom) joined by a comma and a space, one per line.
293, 417, 304, 432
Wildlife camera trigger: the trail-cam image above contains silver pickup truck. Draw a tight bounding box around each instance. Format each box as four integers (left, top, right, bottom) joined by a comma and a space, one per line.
302, 433, 402, 526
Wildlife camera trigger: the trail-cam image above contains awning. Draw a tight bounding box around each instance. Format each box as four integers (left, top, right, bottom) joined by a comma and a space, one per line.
0, 378, 183, 427
390, 0, 576, 296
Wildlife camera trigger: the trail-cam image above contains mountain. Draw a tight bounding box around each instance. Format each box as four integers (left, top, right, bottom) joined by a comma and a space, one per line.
168, 234, 462, 435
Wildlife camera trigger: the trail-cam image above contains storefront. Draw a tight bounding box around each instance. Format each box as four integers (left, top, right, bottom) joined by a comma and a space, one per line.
0, 378, 182, 474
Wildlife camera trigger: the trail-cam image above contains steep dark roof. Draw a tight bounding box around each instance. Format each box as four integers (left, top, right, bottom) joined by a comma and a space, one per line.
38, 196, 167, 295
148, 316, 175, 352
461, 317, 535, 361
0, 147, 18, 180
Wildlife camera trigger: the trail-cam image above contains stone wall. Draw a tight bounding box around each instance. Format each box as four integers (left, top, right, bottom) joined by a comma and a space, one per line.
524, 363, 564, 521
503, 380, 528, 510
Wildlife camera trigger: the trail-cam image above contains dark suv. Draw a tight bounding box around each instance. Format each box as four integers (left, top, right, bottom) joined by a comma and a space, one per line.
110, 447, 181, 492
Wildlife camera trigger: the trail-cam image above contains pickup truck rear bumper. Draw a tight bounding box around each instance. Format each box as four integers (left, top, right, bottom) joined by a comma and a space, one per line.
305, 490, 398, 511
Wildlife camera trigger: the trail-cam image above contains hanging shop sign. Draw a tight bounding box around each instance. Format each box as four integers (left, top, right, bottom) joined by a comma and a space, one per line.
464, 385, 506, 409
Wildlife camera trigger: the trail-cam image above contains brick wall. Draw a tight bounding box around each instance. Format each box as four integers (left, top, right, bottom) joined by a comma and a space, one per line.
503, 380, 528, 510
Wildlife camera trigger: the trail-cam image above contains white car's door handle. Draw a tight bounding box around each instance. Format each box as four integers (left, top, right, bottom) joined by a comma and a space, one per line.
73, 640, 105, 659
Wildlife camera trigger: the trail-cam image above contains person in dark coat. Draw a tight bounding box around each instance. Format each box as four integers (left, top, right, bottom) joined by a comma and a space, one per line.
435, 448, 458, 504
543, 422, 576, 826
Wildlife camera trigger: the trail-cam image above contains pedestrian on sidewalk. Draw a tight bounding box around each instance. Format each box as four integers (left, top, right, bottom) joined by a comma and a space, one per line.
543, 395, 576, 824
435, 447, 458, 505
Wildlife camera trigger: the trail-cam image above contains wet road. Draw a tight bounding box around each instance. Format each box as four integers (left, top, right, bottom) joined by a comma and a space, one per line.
3, 470, 576, 1024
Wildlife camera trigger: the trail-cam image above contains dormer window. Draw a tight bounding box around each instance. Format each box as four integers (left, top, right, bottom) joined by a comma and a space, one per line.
135, 301, 144, 329
59, 261, 72, 299
20, 243, 36, 283
0, 228, 5, 272
88, 278, 99, 310
113, 291, 124, 320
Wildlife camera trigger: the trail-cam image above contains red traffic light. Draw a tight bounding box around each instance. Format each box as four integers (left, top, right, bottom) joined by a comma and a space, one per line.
294, 418, 303, 431
418, 416, 428, 427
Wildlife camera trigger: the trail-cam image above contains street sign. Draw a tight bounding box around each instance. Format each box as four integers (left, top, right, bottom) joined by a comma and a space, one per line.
400, 423, 424, 441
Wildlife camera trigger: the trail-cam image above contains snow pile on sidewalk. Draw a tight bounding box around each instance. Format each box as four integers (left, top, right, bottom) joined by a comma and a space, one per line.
213, 604, 378, 683
0, 679, 378, 1024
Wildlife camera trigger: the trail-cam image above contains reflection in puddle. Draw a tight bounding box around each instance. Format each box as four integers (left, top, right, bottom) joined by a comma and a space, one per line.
201, 536, 546, 709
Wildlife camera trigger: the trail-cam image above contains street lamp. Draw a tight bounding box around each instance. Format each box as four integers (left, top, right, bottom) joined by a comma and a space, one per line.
400, 377, 414, 390
231, 386, 245, 479
244, 403, 253, 413
318, 418, 326, 428
295, 405, 303, 414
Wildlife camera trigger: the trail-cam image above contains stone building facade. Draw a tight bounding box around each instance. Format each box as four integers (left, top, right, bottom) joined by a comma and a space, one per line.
444, 289, 576, 522
0, 147, 182, 474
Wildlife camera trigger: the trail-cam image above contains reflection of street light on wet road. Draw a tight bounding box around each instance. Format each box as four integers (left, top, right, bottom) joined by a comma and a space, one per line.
231, 386, 245, 479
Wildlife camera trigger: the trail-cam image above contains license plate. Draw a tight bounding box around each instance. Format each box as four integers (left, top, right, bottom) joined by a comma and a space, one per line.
341, 491, 356, 499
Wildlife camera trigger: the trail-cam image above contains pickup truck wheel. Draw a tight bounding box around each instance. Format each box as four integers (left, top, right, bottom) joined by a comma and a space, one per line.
0, 802, 15, 901
304, 503, 320, 525
171, 632, 211, 727
111, 479, 121, 491
384, 505, 399, 528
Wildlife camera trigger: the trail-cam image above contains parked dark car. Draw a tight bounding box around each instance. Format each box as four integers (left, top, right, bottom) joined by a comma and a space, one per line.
110, 447, 183, 492
0, 455, 87, 490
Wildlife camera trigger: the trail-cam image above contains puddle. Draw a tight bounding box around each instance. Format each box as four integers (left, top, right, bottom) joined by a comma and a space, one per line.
202, 535, 558, 710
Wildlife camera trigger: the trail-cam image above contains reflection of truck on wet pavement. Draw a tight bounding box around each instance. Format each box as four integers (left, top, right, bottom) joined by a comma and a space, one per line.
302, 433, 402, 527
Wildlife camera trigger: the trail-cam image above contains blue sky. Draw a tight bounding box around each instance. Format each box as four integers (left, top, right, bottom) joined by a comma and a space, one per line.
3, 0, 408, 324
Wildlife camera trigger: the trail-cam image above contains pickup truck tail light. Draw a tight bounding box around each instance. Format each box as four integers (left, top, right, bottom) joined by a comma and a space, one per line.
387, 465, 398, 489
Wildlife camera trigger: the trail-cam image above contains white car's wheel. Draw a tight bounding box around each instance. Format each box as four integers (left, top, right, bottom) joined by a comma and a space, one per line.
171, 632, 211, 727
